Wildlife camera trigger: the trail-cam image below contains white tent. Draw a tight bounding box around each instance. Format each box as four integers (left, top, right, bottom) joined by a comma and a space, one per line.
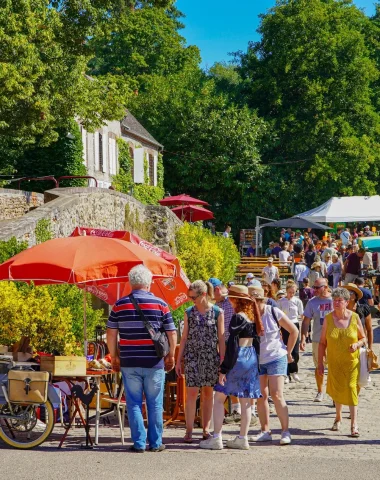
297, 196, 380, 223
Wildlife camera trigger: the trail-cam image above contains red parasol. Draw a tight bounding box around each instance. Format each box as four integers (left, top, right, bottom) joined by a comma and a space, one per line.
159, 194, 209, 207
71, 227, 191, 308
171, 205, 214, 222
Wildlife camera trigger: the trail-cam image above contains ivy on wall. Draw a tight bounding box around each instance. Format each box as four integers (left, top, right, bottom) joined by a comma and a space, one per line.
113, 139, 164, 205
35, 219, 52, 244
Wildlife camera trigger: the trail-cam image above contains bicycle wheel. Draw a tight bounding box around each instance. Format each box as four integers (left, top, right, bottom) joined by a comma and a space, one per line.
0, 400, 55, 449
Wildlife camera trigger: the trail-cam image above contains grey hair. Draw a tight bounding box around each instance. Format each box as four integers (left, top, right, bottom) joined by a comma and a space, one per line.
128, 265, 153, 287
189, 280, 213, 299
331, 287, 350, 302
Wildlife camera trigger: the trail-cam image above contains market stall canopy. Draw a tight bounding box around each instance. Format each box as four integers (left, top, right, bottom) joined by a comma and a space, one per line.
159, 194, 209, 207
171, 205, 214, 222
260, 216, 331, 230
297, 196, 380, 223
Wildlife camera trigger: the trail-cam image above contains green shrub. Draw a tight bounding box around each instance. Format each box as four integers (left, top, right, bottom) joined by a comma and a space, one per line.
175, 223, 240, 284
0, 237, 28, 264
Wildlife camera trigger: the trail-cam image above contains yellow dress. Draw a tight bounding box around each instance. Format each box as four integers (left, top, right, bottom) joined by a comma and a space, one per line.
326, 312, 360, 406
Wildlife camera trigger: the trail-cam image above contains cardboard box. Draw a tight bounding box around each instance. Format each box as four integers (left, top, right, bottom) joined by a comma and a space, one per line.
12, 352, 33, 362
40, 356, 87, 377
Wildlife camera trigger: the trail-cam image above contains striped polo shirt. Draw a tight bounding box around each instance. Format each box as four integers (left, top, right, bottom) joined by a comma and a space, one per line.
107, 289, 176, 369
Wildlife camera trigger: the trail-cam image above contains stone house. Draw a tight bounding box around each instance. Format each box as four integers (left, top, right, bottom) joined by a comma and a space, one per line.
79, 111, 163, 188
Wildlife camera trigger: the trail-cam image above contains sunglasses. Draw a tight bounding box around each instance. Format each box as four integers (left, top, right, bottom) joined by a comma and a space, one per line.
188, 294, 200, 301
314, 285, 326, 290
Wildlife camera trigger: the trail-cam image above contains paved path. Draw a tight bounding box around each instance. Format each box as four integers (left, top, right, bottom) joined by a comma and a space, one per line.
2, 320, 380, 480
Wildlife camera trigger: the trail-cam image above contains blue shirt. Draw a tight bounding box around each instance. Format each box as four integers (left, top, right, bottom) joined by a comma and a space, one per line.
107, 289, 176, 368
246, 246, 256, 257
359, 287, 373, 306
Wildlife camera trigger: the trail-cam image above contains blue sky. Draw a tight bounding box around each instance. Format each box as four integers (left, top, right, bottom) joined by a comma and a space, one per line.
176, 0, 377, 67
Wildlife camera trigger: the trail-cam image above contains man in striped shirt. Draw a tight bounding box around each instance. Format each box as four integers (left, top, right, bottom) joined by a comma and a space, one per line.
107, 265, 177, 453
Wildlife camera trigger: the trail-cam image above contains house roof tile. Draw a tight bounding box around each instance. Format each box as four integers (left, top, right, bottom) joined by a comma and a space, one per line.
121, 111, 163, 149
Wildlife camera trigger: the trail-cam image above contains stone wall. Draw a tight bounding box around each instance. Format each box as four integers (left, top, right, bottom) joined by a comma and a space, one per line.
0, 189, 44, 221
0, 187, 182, 251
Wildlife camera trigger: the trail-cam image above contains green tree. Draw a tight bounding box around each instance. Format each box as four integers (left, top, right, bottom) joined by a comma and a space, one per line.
0, 0, 131, 175
236, 0, 380, 217
89, 4, 200, 78
13, 118, 87, 192
130, 71, 266, 232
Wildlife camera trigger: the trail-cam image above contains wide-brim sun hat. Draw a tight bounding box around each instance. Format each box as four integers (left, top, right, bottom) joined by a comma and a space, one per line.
248, 285, 265, 300
228, 285, 253, 301
311, 262, 321, 269
343, 283, 363, 300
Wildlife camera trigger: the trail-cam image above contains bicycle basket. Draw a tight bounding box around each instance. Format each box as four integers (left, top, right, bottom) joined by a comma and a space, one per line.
8, 370, 49, 404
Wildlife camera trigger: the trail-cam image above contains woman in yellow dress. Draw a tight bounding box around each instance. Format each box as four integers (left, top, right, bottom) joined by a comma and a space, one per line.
318, 287, 366, 437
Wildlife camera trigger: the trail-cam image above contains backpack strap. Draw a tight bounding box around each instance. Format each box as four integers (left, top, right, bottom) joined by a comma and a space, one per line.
271, 305, 280, 329
185, 306, 194, 317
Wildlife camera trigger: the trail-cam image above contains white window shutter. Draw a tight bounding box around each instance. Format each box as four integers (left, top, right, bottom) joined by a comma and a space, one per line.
153, 154, 158, 186
94, 132, 99, 171
109, 138, 117, 175
102, 131, 107, 173
134, 148, 144, 183
81, 127, 87, 166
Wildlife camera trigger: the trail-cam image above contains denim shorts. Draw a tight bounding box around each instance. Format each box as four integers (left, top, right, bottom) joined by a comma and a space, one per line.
259, 354, 287, 376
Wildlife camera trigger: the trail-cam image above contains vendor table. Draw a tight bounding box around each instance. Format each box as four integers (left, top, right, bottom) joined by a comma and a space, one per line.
54, 370, 117, 447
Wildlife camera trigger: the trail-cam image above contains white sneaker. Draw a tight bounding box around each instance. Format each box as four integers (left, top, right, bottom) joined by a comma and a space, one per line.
284, 376, 290, 384
291, 373, 301, 383
199, 435, 223, 450
314, 392, 323, 402
280, 430, 292, 445
226, 436, 249, 450
251, 431, 272, 442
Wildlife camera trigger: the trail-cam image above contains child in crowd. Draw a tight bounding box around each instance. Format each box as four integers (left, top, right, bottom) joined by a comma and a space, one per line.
327, 254, 342, 288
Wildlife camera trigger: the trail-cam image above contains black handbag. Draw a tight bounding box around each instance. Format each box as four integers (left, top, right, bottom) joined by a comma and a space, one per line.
129, 294, 170, 358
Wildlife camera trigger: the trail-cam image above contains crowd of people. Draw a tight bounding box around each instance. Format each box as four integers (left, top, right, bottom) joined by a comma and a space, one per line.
106, 245, 376, 452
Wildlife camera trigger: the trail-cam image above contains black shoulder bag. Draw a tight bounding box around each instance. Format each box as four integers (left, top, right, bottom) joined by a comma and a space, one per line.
129, 294, 170, 358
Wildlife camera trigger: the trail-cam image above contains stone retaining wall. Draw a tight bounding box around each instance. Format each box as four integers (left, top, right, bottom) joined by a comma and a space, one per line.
0, 189, 44, 220
0, 187, 182, 252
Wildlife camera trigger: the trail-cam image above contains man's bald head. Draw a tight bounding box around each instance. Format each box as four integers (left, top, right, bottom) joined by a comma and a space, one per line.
314, 277, 329, 297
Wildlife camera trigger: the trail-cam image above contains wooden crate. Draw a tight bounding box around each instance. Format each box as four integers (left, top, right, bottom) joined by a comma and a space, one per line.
40, 356, 87, 377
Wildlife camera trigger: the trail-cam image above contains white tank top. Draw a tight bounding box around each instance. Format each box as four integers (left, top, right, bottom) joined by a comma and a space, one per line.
259, 305, 287, 365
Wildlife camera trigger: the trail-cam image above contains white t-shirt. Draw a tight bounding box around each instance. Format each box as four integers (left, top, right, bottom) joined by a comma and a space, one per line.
279, 250, 290, 264
277, 296, 304, 324
262, 265, 279, 284
340, 231, 351, 246
259, 305, 287, 365
293, 264, 309, 282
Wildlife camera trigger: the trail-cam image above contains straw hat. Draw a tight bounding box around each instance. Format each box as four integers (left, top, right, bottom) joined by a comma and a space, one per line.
248, 285, 265, 300
344, 283, 363, 300
311, 262, 321, 269
228, 285, 252, 301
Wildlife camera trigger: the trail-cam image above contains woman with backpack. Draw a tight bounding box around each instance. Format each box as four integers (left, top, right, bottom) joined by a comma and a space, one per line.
249, 287, 298, 445
176, 280, 225, 444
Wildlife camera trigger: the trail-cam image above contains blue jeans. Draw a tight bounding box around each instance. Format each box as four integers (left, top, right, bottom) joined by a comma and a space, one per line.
121, 367, 165, 450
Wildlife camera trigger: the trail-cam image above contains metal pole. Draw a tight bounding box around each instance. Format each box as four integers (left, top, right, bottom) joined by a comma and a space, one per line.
255, 216, 260, 257
83, 288, 87, 356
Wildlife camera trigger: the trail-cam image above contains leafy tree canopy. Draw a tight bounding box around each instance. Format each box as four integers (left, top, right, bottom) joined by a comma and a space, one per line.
235, 0, 380, 216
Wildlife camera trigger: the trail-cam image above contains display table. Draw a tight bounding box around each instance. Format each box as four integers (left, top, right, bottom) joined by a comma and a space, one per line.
53, 370, 117, 447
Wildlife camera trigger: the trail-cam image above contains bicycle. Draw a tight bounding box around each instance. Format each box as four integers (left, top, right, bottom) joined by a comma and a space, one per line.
0, 359, 58, 449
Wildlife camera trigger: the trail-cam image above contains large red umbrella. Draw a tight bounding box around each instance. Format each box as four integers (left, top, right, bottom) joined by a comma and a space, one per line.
0, 236, 175, 285
71, 227, 191, 308
0, 236, 176, 351
159, 194, 209, 207
171, 205, 214, 222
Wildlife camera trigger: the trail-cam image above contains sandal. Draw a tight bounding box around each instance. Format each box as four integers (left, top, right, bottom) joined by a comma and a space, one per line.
183, 432, 193, 444
351, 426, 360, 438
331, 420, 341, 431
202, 431, 211, 440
